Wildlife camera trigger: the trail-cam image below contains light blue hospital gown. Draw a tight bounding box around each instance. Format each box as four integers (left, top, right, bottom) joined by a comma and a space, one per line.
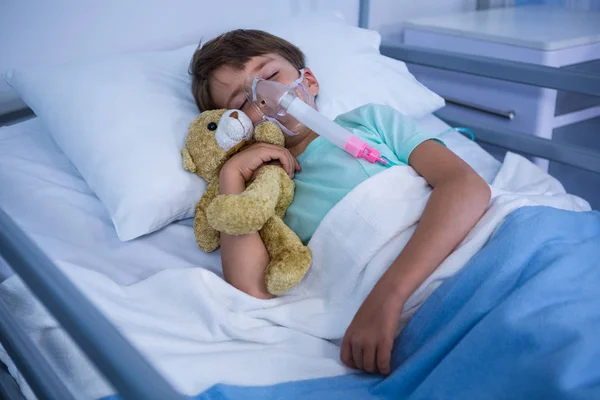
283, 103, 444, 244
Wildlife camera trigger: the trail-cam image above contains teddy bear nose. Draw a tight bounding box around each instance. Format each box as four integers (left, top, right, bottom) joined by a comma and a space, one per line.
230, 111, 239, 120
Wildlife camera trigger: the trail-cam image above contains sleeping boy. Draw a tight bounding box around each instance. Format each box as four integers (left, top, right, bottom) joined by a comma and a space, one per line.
189, 29, 491, 376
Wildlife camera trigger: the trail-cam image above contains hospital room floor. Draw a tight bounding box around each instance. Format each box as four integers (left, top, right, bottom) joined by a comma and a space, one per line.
482, 117, 600, 210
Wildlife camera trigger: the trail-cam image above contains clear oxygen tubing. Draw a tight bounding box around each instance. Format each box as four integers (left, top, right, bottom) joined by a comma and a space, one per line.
246, 74, 477, 168
280, 92, 397, 168
247, 76, 397, 168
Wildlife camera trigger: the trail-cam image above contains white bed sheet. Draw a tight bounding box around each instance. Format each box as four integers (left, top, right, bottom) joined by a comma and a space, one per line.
0, 117, 221, 284
0, 115, 500, 285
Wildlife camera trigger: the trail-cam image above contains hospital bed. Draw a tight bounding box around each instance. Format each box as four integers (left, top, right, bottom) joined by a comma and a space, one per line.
1, 1, 600, 399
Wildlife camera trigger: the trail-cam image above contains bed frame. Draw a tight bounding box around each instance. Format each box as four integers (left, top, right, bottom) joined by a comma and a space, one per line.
1, 1, 600, 399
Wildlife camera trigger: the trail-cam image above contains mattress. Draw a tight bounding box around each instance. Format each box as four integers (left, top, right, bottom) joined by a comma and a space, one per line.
0, 115, 501, 284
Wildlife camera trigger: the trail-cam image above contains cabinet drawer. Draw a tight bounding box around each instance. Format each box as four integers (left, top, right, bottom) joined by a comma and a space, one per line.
407, 64, 556, 138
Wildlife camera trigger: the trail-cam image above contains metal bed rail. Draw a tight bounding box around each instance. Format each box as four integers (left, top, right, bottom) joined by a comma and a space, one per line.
0, 358, 26, 400
0, 282, 74, 400
0, 209, 188, 400
0, 109, 34, 127
442, 117, 600, 174
380, 42, 600, 175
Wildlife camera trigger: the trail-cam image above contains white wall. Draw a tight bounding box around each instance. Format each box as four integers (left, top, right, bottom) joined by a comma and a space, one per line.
0, 0, 359, 115
0, 0, 474, 115
367, 0, 478, 40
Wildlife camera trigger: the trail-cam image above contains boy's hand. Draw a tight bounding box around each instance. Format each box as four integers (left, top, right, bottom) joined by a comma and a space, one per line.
222, 143, 300, 183
341, 276, 404, 376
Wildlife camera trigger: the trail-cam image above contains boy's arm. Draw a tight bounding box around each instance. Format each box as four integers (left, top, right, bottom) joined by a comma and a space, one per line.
219, 168, 273, 299
217, 142, 300, 299
341, 140, 491, 375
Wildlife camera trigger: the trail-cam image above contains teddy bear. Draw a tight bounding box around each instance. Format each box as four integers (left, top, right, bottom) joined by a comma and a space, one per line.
181, 108, 311, 295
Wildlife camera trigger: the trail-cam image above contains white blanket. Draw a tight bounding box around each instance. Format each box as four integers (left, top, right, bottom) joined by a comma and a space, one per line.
0, 153, 590, 400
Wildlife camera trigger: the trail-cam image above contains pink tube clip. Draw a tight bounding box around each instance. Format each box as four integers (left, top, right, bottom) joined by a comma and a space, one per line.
344, 135, 382, 164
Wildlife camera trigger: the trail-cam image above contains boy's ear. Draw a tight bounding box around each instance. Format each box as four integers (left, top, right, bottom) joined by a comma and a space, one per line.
303, 67, 319, 97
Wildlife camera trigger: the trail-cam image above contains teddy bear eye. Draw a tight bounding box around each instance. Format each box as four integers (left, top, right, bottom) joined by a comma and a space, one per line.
207, 122, 217, 131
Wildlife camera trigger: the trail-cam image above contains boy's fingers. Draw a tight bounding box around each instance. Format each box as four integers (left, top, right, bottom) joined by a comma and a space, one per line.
377, 340, 393, 376
288, 151, 299, 178
352, 343, 363, 371
282, 150, 295, 178
283, 148, 297, 177
278, 148, 295, 178
262, 147, 291, 176
340, 338, 355, 368
363, 345, 377, 374
286, 152, 295, 178
255, 144, 296, 178
285, 151, 295, 178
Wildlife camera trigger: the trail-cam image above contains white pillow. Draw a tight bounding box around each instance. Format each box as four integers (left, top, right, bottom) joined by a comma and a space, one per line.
5, 14, 444, 241
254, 16, 445, 119
5, 45, 202, 241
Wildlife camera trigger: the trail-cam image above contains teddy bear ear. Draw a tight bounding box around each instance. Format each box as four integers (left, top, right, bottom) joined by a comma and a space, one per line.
181, 146, 197, 173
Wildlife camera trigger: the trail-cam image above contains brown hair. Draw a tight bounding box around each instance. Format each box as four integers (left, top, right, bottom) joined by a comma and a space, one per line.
189, 29, 305, 112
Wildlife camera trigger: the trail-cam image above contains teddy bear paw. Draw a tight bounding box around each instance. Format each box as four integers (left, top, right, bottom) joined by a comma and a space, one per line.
264, 246, 312, 295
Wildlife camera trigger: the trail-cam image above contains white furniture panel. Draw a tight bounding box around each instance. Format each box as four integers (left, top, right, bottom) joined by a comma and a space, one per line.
403, 5, 600, 170
366, 0, 476, 40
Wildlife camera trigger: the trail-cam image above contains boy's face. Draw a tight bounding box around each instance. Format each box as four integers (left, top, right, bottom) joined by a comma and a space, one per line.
209, 53, 319, 127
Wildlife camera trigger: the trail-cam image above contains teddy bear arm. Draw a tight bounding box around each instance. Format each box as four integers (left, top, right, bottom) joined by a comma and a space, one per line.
181, 146, 196, 173
193, 180, 220, 252
273, 167, 295, 219
260, 215, 312, 295
254, 122, 285, 146
206, 165, 283, 235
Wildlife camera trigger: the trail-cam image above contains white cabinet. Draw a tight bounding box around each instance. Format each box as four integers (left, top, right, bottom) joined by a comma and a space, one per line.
403, 5, 600, 170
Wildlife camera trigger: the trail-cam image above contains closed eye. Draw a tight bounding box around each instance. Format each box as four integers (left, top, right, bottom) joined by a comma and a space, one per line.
237, 71, 278, 109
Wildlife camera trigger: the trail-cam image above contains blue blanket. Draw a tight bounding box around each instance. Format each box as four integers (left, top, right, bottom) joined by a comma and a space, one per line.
198, 206, 600, 400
